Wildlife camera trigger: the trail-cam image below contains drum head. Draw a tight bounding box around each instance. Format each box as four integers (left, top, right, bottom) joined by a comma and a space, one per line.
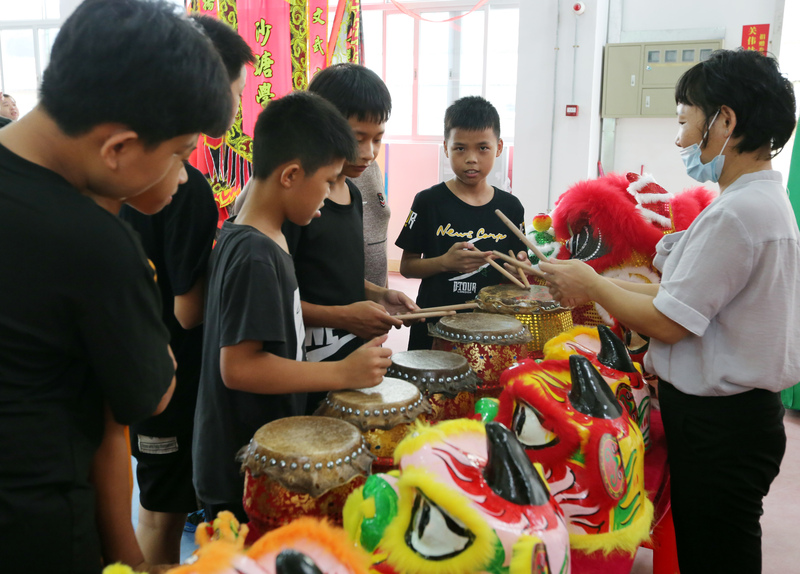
239, 416, 373, 497
388, 350, 479, 397
315, 377, 431, 431
477, 284, 564, 314
428, 312, 532, 345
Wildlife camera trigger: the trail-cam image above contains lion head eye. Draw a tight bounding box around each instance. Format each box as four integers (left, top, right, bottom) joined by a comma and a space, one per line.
405, 491, 474, 560
512, 401, 559, 449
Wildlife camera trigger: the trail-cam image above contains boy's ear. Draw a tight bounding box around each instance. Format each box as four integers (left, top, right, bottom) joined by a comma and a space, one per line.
443, 140, 449, 158
279, 162, 304, 188
496, 138, 504, 157
98, 129, 142, 170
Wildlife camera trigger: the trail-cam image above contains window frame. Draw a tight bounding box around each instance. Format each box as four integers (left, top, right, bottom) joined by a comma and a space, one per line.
361, 0, 520, 143
0, 19, 59, 92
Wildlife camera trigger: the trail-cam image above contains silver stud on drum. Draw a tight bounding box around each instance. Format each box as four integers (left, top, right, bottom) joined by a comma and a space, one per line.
344, 456, 350, 463
303, 463, 311, 471
355, 410, 361, 416
279, 461, 286, 468
315, 462, 323, 470
327, 461, 334, 469
290, 462, 298, 470
269, 458, 277, 466
391, 407, 397, 414
383, 409, 389, 415
336, 458, 342, 466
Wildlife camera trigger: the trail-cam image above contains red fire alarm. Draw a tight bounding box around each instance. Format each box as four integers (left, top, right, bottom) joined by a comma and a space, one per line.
566, 104, 579, 116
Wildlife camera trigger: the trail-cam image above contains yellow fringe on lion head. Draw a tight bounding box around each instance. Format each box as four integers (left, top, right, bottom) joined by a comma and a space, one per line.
380, 467, 495, 574
569, 497, 654, 556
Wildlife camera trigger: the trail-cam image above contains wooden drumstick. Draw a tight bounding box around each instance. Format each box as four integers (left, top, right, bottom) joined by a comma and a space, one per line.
392, 310, 457, 321
400, 302, 480, 314
491, 250, 546, 279
495, 209, 549, 262
485, 256, 526, 289
509, 249, 531, 288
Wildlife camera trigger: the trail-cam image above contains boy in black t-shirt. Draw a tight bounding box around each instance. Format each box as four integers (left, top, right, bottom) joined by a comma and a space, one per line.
0, 1, 232, 572
396, 96, 527, 350
282, 64, 418, 414
119, 16, 255, 566
194, 91, 393, 522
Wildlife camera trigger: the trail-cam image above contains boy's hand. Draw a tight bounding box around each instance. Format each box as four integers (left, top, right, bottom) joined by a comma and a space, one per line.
343, 301, 403, 338
442, 241, 493, 273
340, 335, 392, 388
378, 289, 420, 326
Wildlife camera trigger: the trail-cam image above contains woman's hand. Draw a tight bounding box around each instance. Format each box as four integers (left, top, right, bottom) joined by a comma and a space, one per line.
538, 259, 600, 307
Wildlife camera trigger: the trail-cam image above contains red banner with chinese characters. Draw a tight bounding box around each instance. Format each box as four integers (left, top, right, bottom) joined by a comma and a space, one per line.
194, 0, 218, 18
742, 24, 769, 56
239, 0, 293, 137
308, 0, 328, 80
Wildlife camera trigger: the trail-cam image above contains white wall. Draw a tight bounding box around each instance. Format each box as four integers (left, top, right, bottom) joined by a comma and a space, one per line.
514, 0, 787, 213
513, 0, 609, 214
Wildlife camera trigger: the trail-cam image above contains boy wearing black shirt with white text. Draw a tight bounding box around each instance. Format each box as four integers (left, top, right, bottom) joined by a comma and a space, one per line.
396, 96, 526, 350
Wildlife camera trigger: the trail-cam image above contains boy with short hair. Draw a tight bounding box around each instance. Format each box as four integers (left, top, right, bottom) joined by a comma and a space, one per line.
282, 63, 417, 415
0, 0, 232, 571
119, 14, 255, 565
396, 95, 526, 350
193, 91, 393, 522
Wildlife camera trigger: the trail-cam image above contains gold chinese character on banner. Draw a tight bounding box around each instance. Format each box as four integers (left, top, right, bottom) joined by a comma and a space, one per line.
254, 51, 275, 78
255, 19, 272, 47
203, 0, 215, 11
256, 83, 276, 106
313, 35, 325, 55
312, 7, 326, 25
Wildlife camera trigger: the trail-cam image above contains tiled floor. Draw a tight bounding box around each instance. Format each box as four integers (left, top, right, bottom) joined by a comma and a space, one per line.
136, 272, 800, 570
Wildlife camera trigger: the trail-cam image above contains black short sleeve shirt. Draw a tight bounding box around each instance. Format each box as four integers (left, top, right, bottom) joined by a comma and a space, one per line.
0, 143, 174, 571
193, 222, 306, 507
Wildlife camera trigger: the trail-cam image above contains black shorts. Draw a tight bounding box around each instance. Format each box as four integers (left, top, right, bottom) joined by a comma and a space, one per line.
131, 429, 198, 514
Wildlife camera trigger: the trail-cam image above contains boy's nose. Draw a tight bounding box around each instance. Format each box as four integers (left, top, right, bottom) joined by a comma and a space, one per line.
178, 163, 188, 185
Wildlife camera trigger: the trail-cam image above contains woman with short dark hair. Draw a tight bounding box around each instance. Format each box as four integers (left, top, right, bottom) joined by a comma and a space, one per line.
540, 48, 799, 573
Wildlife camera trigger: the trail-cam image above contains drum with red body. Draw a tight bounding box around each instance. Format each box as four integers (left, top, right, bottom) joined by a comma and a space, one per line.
429, 312, 531, 399
239, 416, 373, 538
386, 350, 479, 421
314, 377, 431, 473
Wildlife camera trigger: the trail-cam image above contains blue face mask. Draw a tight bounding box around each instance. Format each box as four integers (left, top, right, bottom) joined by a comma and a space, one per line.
680, 110, 732, 183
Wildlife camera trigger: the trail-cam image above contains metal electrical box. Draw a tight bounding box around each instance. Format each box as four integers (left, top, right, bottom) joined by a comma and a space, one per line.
602, 40, 723, 118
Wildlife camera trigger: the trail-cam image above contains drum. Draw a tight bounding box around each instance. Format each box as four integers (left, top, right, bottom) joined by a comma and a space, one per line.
386, 350, 479, 421
314, 378, 432, 472
476, 284, 573, 358
429, 312, 531, 399
239, 416, 373, 537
